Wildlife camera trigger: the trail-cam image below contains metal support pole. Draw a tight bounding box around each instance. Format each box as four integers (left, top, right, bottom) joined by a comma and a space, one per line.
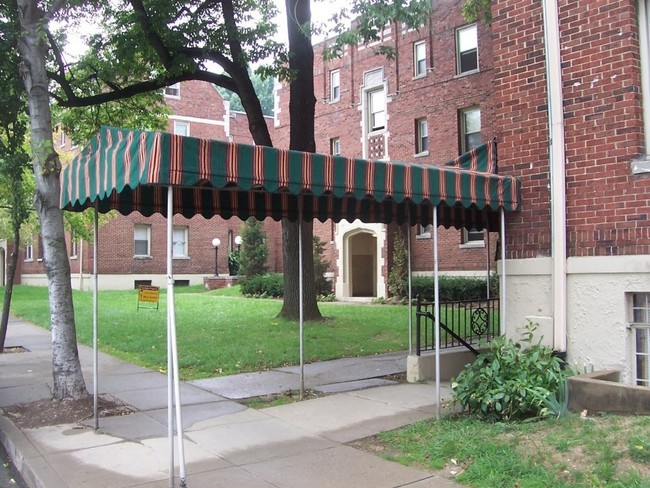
92, 205, 99, 430
298, 199, 305, 399
407, 210, 413, 355
500, 208, 507, 337
433, 208, 441, 420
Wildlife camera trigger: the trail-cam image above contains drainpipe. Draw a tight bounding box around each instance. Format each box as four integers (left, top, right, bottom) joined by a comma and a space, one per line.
542, 0, 568, 353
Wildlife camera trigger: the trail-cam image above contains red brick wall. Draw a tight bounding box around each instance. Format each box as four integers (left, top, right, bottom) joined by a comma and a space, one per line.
276, 0, 496, 273
492, 0, 650, 258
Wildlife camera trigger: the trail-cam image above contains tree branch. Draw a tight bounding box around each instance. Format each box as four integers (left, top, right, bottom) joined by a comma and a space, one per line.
128, 0, 174, 69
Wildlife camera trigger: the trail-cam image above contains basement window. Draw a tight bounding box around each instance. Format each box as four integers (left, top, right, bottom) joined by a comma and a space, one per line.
631, 292, 650, 387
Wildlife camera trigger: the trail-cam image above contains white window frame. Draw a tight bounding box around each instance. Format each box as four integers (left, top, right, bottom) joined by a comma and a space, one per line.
456, 24, 479, 75
330, 137, 341, 155
172, 225, 189, 258
639, 1, 650, 163
631, 292, 650, 386
330, 69, 340, 102
460, 228, 485, 248
415, 118, 429, 155
164, 82, 180, 98
173, 120, 190, 136
367, 88, 386, 133
134, 224, 151, 258
414, 40, 426, 77
460, 107, 482, 154
416, 224, 432, 239
24, 243, 33, 262
70, 233, 78, 259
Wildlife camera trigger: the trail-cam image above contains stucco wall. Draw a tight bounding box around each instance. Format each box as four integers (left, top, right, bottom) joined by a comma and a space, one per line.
505, 255, 650, 384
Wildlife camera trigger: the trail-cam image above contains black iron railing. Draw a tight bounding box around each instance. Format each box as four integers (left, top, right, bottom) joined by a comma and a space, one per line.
415, 295, 500, 356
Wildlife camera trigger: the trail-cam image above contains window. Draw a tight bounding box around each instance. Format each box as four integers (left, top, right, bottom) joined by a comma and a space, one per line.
632, 293, 650, 387
460, 107, 482, 153
330, 69, 340, 102
24, 243, 33, 262
415, 118, 428, 154
164, 83, 180, 98
59, 130, 66, 148
70, 233, 78, 258
461, 228, 485, 247
174, 120, 190, 136
456, 24, 478, 75
416, 224, 432, 238
134, 225, 151, 257
414, 40, 426, 77
172, 226, 188, 258
330, 137, 341, 155
367, 88, 386, 132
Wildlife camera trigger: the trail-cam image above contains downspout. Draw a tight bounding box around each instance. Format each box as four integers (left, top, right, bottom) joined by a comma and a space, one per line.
542, 0, 568, 353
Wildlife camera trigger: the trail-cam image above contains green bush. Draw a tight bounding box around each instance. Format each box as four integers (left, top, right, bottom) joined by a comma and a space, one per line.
313, 236, 333, 296
411, 274, 498, 302
240, 273, 284, 298
239, 217, 268, 277
451, 323, 569, 422
228, 249, 240, 276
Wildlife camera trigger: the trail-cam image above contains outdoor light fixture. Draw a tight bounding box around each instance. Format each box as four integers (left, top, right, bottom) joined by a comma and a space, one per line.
212, 238, 221, 276
234, 235, 242, 250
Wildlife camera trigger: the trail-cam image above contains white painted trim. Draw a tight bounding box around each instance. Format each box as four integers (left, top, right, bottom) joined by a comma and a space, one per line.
169, 115, 225, 127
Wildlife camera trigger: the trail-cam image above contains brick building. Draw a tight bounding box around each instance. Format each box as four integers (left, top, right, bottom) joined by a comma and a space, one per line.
275, 0, 499, 299
16, 80, 280, 290
490, 0, 650, 384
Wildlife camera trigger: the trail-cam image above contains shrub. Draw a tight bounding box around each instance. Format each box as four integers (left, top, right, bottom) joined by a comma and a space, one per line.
451, 323, 569, 422
387, 231, 408, 299
239, 217, 269, 277
411, 275, 497, 302
228, 249, 240, 276
240, 273, 284, 298
313, 236, 333, 296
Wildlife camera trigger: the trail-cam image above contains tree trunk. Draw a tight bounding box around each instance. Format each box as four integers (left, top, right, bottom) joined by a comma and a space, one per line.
16, 0, 88, 400
0, 230, 20, 353
278, 0, 322, 320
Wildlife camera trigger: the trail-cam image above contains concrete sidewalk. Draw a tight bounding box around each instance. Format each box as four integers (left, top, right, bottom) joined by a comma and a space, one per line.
0, 317, 459, 488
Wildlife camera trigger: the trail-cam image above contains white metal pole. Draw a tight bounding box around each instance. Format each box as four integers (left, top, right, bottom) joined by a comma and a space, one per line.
92, 205, 99, 430
500, 208, 507, 337
433, 208, 441, 420
407, 210, 413, 355
486, 218, 491, 301
298, 199, 305, 399
167, 187, 187, 487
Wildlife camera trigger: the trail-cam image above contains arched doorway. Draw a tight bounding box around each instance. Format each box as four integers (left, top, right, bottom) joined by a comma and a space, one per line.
348, 231, 377, 297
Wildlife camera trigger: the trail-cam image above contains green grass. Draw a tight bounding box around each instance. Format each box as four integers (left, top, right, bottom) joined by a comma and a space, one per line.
376, 413, 650, 487
2, 285, 410, 380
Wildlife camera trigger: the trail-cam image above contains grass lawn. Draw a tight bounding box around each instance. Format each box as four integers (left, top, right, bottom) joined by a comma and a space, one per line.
362, 413, 650, 487
2, 284, 410, 380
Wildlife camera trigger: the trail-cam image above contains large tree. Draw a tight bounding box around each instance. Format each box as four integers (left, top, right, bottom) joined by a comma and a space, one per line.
15, 0, 88, 399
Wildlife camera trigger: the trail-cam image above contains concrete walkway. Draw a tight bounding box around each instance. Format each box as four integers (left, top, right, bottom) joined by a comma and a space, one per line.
0, 317, 459, 488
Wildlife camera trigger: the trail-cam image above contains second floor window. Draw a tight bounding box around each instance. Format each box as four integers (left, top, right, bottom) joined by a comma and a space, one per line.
367, 88, 386, 133
24, 243, 33, 262
460, 107, 482, 153
416, 118, 428, 154
457, 24, 478, 75
330, 137, 341, 155
330, 69, 340, 102
134, 225, 151, 257
414, 41, 426, 77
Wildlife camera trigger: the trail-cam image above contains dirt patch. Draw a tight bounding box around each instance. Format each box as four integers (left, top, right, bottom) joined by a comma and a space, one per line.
3, 394, 136, 429
2, 346, 28, 354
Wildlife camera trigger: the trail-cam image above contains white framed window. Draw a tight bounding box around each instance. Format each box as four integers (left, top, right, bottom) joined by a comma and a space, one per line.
172, 226, 188, 258
164, 82, 180, 98
330, 69, 340, 102
416, 224, 432, 239
415, 118, 428, 155
24, 243, 33, 262
631, 292, 650, 386
414, 40, 426, 77
456, 24, 478, 75
70, 233, 78, 259
173, 120, 190, 136
60, 130, 66, 148
460, 107, 482, 153
461, 228, 485, 247
330, 137, 341, 155
367, 88, 386, 133
134, 224, 151, 257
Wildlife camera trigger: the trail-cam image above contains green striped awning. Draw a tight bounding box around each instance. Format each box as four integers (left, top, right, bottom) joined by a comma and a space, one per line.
60, 126, 520, 228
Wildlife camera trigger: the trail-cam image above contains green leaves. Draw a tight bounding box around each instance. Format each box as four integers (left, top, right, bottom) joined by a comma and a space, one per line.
451, 322, 571, 422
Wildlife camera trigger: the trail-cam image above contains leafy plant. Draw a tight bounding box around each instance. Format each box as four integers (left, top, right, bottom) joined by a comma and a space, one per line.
313, 236, 332, 296
228, 249, 240, 276
412, 274, 497, 302
451, 323, 569, 422
540, 378, 569, 419
387, 230, 408, 299
240, 273, 283, 298
238, 217, 269, 277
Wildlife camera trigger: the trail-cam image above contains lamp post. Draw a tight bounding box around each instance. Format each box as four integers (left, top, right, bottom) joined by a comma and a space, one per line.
234, 235, 242, 251
212, 238, 221, 276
